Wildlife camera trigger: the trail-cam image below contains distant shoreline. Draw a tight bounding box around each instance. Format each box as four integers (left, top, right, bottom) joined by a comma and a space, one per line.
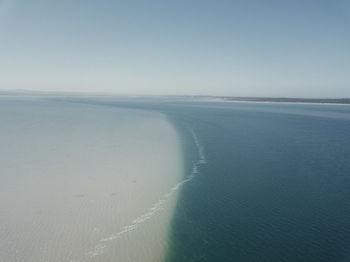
1, 90, 350, 105
173, 96, 350, 106
220, 97, 350, 105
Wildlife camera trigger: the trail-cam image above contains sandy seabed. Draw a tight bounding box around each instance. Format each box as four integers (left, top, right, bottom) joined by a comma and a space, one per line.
0, 98, 183, 262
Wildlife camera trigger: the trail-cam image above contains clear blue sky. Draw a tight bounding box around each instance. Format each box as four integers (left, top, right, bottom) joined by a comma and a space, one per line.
0, 0, 349, 97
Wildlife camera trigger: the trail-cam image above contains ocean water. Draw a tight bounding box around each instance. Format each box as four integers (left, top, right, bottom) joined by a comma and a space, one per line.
165, 101, 350, 262
69, 97, 350, 262
2, 96, 350, 261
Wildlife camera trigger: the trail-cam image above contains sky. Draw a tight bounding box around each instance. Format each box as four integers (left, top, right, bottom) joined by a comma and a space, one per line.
0, 0, 349, 97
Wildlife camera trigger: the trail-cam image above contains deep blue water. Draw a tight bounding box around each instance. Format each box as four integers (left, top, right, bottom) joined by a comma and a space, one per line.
165, 102, 350, 262
58, 97, 350, 261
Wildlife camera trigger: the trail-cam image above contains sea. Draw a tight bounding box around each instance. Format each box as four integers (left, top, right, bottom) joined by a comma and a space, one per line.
163, 100, 350, 262
1, 95, 350, 261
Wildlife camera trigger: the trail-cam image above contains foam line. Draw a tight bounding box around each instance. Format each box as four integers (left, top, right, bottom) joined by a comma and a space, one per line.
86, 128, 206, 258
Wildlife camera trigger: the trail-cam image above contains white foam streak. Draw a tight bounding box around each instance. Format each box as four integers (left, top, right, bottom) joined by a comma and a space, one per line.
87, 128, 206, 258
192, 129, 207, 164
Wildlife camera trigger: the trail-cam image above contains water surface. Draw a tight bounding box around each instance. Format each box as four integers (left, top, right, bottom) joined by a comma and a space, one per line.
0, 97, 183, 262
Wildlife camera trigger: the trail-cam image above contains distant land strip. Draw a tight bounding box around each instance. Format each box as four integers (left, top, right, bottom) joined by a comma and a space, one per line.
1, 90, 350, 105
188, 96, 350, 105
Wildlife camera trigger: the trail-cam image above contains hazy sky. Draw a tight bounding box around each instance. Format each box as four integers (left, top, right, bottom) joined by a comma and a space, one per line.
0, 0, 349, 97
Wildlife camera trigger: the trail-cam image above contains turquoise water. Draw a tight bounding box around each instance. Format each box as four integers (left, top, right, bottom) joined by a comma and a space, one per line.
10, 96, 350, 261
74, 98, 350, 262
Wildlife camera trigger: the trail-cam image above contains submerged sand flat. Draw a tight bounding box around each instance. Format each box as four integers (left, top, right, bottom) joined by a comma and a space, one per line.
0, 98, 183, 262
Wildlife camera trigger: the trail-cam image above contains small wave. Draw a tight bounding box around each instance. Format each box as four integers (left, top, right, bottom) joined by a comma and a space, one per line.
86, 128, 206, 258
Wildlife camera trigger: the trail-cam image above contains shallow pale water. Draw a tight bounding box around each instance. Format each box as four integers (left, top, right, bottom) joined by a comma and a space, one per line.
0, 97, 183, 262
